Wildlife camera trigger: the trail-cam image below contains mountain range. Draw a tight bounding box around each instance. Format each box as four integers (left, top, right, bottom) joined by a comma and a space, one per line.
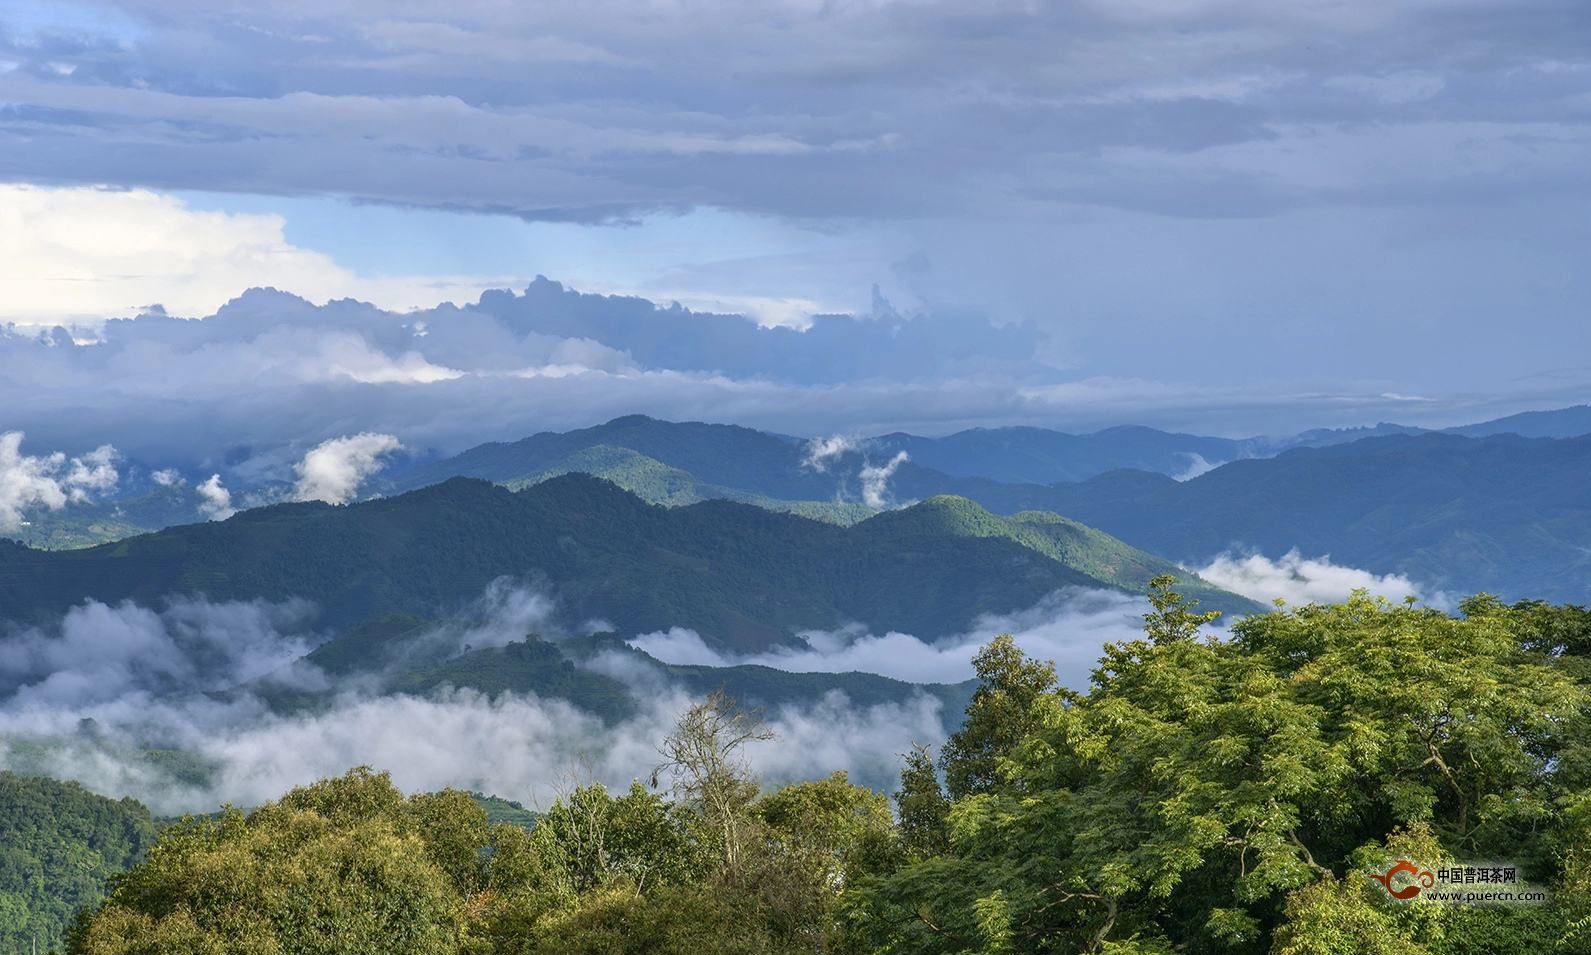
9, 405, 1591, 606
16, 404, 1591, 552
0, 473, 1255, 650
381, 414, 1591, 602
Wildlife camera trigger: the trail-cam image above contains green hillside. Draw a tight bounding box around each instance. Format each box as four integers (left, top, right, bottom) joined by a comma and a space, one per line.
394, 415, 832, 499
1035, 433, 1591, 602
449, 420, 1591, 605
0, 773, 157, 953
498, 443, 875, 524
3, 484, 201, 550
859, 495, 1243, 610
0, 475, 1247, 653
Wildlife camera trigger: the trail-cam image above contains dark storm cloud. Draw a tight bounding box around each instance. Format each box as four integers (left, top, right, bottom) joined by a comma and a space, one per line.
3, 0, 1591, 452
3, 279, 1584, 474
3, 0, 1590, 222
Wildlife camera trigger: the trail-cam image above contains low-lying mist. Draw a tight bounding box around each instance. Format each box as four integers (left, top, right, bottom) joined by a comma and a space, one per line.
0, 586, 946, 816
630, 588, 1154, 689
0, 551, 1447, 816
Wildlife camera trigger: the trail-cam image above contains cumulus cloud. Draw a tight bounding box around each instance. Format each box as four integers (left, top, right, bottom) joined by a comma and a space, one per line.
150, 468, 184, 487
0, 185, 519, 324
293, 433, 404, 504
859, 450, 909, 509
1190, 550, 1443, 607
196, 474, 237, 521
0, 432, 119, 530
633, 587, 1172, 690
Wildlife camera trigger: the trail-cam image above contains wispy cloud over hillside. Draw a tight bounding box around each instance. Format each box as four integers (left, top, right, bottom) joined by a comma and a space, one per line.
0, 585, 951, 813
1190, 550, 1447, 608
632, 588, 1179, 690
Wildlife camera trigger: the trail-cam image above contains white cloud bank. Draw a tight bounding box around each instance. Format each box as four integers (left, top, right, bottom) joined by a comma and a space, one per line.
1190, 550, 1443, 607
0, 184, 517, 324
0, 596, 319, 709
292, 433, 403, 504
0, 587, 947, 814
0, 432, 119, 530
632, 587, 1172, 690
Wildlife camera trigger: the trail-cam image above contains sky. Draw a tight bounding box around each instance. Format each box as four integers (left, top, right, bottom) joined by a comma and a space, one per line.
3, 0, 1591, 456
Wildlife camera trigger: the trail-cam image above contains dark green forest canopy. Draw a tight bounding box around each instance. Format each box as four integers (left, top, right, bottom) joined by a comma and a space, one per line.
0, 773, 156, 954
0, 474, 1253, 652
48, 592, 1591, 955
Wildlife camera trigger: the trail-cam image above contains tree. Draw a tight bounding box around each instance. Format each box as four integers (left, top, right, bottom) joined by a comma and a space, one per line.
895, 745, 950, 862
653, 691, 772, 877
70, 769, 467, 955
729, 772, 898, 950
529, 782, 715, 896
1142, 573, 1223, 644
848, 590, 1591, 955
939, 634, 1058, 798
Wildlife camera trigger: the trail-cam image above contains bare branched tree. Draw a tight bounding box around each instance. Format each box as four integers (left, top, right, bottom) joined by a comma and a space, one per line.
653, 691, 773, 877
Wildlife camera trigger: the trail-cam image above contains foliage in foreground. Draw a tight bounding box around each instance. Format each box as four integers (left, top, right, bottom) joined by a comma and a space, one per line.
851, 586, 1591, 954
65, 585, 1591, 954
0, 773, 156, 953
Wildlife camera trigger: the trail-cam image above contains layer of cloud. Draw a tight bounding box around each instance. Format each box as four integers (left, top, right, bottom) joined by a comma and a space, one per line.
631, 587, 1176, 690
3, 2, 1591, 424
1189, 549, 1444, 607
2, 182, 1586, 475
293, 433, 403, 504
0, 431, 119, 530
0, 184, 518, 323
1, 684, 943, 816
0, 588, 946, 814
4, 2, 1589, 225
0, 596, 320, 708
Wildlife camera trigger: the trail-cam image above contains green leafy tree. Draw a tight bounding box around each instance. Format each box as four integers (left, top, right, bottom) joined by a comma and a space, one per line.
896, 745, 951, 862
848, 590, 1591, 954
70, 769, 469, 955
939, 634, 1059, 798
529, 782, 716, 896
